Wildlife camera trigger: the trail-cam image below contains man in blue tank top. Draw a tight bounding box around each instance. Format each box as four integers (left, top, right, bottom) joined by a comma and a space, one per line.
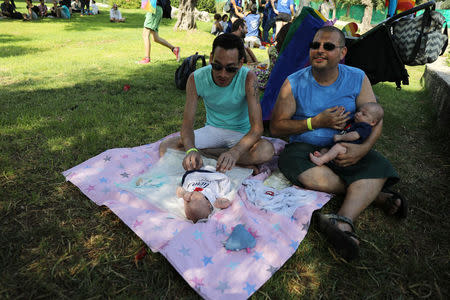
270, 27, 406, 261
160, 34, 274, 173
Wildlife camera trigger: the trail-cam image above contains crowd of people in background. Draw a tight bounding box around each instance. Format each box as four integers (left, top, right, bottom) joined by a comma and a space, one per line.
0, 0, 102, 20
211, 0, 304, 48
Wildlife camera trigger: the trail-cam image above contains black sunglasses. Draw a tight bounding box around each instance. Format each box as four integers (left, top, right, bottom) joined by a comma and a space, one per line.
211, 62, 239, 73
309, 42, 344, 51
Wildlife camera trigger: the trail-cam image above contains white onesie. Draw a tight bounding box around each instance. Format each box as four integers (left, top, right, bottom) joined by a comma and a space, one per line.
181, 166, 231, 206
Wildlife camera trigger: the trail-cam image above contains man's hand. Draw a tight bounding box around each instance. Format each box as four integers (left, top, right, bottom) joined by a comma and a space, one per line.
274, 9, 279, 14
334, 142, 369, 167
216, 149, 240, 172
315, 106, 350, 130
182, 151, 203, 171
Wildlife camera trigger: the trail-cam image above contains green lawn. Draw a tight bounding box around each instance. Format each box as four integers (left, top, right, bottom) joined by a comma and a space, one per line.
1, 3, 449, 299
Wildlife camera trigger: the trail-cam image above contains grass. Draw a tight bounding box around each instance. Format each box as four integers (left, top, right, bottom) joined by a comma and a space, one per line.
1, 2, 450, 299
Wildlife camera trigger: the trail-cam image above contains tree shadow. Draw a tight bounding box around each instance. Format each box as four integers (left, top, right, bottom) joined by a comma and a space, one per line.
0, 33, 31, 43
0, 45, 41, 57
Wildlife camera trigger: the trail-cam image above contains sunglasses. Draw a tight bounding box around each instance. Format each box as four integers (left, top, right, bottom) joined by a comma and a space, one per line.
211, 62, 239, 73
309, 42, 344, 51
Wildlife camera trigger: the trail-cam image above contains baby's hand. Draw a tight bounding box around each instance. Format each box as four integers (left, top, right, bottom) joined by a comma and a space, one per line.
333, 134, 342, 142
176, 186, 186, 198
214, 198, 231, 209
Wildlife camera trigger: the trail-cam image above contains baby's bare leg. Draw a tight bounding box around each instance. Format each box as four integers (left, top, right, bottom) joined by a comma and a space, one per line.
310, 144, 347, 166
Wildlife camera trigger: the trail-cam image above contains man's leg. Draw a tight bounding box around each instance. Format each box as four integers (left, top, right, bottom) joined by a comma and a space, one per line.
336, 178, 387, 233
298, 165, 346, 194
159, 136, 183, 157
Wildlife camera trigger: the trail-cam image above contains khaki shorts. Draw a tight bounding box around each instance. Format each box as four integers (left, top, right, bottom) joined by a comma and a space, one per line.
278, 142, 399, 188
144, 6, 162, 32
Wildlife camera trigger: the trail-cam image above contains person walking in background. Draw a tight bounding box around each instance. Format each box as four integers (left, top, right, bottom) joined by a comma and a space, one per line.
138, 0, 180, 64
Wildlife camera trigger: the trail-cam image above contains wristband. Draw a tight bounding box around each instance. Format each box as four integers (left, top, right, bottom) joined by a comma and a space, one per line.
185, 147, 198, 155
307, 117, 313, 131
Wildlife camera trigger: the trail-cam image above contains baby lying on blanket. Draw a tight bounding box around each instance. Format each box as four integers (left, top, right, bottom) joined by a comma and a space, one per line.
176, 166, 232, 223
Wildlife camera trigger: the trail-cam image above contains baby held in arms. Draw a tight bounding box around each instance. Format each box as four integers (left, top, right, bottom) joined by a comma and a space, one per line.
176, 166, 232, 223
310, 102, 384, 166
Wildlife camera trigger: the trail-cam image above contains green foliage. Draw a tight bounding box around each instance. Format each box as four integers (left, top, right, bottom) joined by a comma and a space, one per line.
197, 0, 216, 13
168, 0, 216, 12
110, 0, 141, 9
440, 0, 450, 9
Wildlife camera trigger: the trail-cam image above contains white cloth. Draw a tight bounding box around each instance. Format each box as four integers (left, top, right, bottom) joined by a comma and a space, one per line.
181, 166, 231, 205
243, 179, 317, 217
110, 8, 122, 19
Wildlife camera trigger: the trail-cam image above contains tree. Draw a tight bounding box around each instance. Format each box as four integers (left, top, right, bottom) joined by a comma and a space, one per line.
360, 0, 385, 33
175, 0, 197, 30
360, 0, 373, 32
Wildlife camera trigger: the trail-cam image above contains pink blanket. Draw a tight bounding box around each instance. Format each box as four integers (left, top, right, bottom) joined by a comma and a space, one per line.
63, 136, 331, 299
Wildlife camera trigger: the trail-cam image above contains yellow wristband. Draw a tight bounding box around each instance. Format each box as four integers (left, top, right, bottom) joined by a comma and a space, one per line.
307, 118, 313, 131
185, 148, 198, 155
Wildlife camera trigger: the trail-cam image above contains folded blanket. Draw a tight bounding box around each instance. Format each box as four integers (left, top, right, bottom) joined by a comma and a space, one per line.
63, 135, 331, 299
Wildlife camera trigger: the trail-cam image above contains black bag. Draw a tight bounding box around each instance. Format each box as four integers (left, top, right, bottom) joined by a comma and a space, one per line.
161, 0, 171, 19
175, 52, 207, 90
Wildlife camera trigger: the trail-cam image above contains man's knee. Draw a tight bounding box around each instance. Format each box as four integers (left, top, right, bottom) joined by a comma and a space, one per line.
159, 136, 182, 157
298, 167, 344, 193
256, 139, 275, 162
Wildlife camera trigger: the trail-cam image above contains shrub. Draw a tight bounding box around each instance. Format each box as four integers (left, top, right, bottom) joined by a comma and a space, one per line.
110, 0, 140, 9
197, 0, 216, 13
172, 0, 180, 8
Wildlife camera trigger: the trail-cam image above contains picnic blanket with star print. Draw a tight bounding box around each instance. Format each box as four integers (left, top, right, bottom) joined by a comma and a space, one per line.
62, 134, 331, 299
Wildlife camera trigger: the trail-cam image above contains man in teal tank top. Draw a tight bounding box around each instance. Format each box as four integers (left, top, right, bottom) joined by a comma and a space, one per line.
270, 26, 406, 261
160, 34, 274, 173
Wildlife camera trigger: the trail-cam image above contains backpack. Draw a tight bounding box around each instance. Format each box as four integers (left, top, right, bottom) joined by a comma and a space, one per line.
161, 0, 171, 18
175, 52, 207, 90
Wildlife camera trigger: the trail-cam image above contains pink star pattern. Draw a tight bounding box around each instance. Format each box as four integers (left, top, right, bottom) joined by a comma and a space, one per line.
87, 185, 95, 192
190, 277, 205, 288
133, 219, 143, 228
121, 154, 128, 159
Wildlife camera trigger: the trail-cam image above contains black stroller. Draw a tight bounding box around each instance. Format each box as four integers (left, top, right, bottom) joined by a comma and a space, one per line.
345, 1, 448, 89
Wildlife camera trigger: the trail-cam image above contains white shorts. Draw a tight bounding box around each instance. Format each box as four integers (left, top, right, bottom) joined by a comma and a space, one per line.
194, 125, 246, 149
244, 36, 261, 48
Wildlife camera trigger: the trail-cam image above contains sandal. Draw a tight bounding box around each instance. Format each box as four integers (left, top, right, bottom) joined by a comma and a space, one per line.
382, 188, 408, 219
314, 212, 360, 261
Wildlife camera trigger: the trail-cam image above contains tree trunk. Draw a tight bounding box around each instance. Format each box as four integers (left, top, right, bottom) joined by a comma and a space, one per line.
174, 0, 197, 31
361, 0, 373, 33
346, 5, 350, 17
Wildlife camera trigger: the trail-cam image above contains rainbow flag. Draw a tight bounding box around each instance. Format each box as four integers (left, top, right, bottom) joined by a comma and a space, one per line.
141, 0, 157, 13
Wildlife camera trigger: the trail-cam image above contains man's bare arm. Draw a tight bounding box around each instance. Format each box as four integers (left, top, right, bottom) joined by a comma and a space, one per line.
270, 79, 350, 137
181, 73, 203, 170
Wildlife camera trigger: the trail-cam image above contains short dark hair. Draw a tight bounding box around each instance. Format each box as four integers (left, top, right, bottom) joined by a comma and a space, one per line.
316, 26, 346, 46
231, 18, 245, 33
214, 13, 221, 20
212, 33, 246, 61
